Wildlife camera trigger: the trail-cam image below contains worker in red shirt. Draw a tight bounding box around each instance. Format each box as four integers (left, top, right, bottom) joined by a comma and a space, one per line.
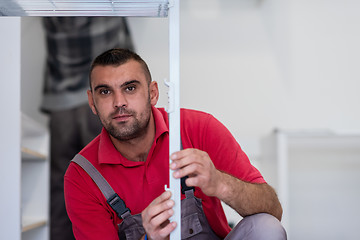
64, 48, 286, 240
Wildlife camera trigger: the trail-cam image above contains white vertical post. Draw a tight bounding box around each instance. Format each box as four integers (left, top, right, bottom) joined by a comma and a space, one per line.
0, 17, 22, 240
276, 131, 289, 234
167, 0, 181, 239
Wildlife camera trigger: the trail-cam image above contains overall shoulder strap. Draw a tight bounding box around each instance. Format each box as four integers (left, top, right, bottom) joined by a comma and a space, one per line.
71, 154, 130, 218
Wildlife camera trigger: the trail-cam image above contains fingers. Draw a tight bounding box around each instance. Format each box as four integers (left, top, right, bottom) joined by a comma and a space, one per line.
155, 221, 177, 239
147, 191, 172, 210
147, 201, 174, 228
170, 149, 205, 169
142, 191, 177, 240
169, 148, 221, 197
172, 161, 199, 179
170, 149, 210, 178
143, 191, 173, 222
170, 148, 200, 164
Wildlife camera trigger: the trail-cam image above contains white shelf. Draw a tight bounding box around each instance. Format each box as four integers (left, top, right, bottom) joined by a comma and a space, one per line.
21, 113, 49, 159
22, 217, 47, 233
22, 147, 47, 160
20, 113, 49, 240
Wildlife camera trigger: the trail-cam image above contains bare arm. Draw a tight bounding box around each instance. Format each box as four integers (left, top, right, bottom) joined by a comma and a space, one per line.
170, 148, 283, 221
215, 171, 282, 221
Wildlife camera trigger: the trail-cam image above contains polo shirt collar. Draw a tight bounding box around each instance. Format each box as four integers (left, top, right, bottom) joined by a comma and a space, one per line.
153, 106, 169, 141
98, 106, 169, 166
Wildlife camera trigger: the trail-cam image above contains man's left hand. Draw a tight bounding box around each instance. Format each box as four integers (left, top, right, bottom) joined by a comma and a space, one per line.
170, 148, 222, 197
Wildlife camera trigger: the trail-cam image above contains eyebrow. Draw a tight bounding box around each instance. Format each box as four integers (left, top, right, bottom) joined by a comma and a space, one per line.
93, 84, 110, 92
93, 80, 140, 92
120, 80, 140, 88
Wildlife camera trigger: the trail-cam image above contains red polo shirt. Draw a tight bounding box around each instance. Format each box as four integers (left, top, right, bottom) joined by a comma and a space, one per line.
64, 107, 265, 240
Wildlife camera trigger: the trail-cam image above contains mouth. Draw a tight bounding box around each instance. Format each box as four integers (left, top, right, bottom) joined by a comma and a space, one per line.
113, 114, 132, 122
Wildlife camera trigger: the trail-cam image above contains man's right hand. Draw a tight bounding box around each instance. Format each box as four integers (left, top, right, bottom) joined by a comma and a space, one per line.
141, 191, 177, 240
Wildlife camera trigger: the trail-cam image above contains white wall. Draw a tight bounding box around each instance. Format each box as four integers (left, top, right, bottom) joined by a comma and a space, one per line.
129, 0, 360, 147
262, 0, 360, 133
21, 0, 360, 140
128, 1, 360, 230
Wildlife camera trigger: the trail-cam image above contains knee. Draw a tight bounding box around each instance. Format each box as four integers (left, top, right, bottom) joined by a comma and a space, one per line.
229, 213, 287, 240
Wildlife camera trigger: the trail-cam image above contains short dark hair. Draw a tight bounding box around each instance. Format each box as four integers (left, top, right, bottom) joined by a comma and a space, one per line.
89, 48, 152, 89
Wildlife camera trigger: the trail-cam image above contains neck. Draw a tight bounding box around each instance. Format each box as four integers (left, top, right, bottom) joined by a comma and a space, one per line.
110, 114, 156, 162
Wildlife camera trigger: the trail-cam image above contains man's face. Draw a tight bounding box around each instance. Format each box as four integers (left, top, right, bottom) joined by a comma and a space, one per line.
87, 60, 158, 141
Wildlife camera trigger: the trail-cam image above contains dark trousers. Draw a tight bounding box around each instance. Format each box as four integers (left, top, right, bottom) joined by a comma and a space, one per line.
50, 104, 102, 240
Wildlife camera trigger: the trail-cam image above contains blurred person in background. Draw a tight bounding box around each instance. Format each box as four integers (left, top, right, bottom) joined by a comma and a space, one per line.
41, 17, 134, 240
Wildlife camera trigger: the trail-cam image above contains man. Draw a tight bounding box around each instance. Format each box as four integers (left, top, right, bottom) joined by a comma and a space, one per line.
42, 17, 133, 240
64, 48, 286, 240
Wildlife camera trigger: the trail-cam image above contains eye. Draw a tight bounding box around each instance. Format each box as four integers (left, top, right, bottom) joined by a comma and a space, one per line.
125, 85, 136, 92
99, 89, 111, 95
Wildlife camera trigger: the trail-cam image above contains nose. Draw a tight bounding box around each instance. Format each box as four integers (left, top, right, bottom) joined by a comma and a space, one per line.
113, 91, 127, 109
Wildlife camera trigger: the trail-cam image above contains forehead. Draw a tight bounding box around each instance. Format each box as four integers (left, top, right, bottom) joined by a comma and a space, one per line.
90, 60, 147, 87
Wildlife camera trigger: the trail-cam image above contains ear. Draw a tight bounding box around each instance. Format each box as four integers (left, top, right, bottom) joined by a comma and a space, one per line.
149, 81, 159, 106
87, 90, 97, 115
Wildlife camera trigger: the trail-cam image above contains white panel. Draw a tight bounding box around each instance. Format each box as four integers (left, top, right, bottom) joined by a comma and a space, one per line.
0, 17, 22, 240
270, 130, 360, 239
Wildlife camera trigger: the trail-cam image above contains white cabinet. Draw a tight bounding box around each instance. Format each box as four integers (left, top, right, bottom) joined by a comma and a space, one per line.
0, 17, 49, 240
21, 114, 49, 239
262, 130, 360, 240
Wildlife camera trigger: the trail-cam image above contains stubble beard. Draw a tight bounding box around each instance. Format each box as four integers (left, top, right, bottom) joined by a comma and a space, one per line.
95, 100, 152, 141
